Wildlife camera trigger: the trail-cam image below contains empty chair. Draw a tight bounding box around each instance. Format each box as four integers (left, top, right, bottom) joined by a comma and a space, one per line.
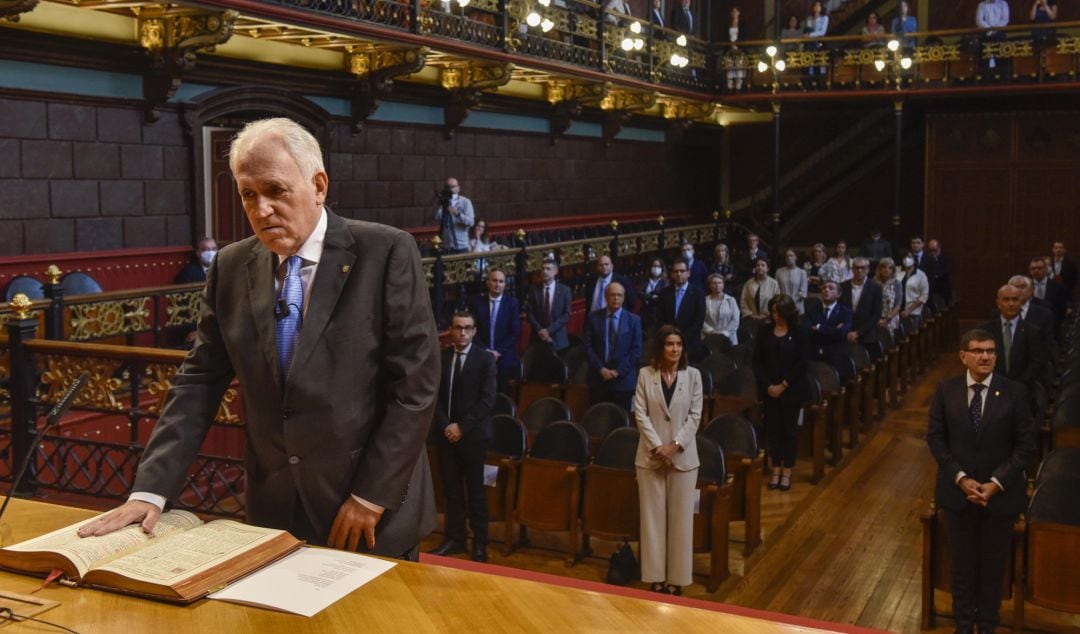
509, 421, 590, 565
3, 276, 44, 301
692, 434, 733, 592
582, 428, 641, 544
845, 341, 875, 435
807, 360, 845, 465
706, 353, 738, 393
60, 271, 102, 295
703, 414, 763, 555
493, 392, 517, 419
1014, 476, 1080, 631
486, 415, 528, 553
1035, 448, 1080, 485
713, 366, 758, 419
561, 345, 588, 380
523, 354, 568, 384
522, 397, 572, 436
489, 414, 527, 459
726, 342, 754, 369
798, 374, 828, 484
580, 402, 629, 452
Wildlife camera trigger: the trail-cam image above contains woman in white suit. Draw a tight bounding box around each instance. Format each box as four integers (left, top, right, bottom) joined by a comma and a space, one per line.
633, 324, 703, 595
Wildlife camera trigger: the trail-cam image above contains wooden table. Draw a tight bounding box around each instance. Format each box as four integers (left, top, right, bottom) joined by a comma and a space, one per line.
1, 499, 840, 633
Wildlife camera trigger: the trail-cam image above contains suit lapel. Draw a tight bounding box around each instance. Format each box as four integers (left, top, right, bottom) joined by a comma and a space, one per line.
977, 377, 1000, 442
246, 242, 280, 387
286, 213, 357, 392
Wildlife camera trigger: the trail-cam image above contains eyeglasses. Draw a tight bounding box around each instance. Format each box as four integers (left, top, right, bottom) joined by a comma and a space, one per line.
450, 325, 475, 332
964, 348, 996, 356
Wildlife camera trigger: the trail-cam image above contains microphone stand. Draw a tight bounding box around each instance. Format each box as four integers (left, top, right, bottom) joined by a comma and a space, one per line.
0, 372, 90, 546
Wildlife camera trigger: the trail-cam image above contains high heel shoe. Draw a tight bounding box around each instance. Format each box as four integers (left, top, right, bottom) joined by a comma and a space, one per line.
767, 468, 781, 490
666, 585, 682, 596
649, 582, 667, 594
779, 468, 792, 492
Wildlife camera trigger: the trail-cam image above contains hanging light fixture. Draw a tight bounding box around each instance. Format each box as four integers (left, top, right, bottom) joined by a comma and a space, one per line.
526, 11, 541, 27
540, 17, 554, 32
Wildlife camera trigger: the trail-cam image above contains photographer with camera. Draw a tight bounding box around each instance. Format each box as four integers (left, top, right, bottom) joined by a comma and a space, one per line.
434, 177, 475, 254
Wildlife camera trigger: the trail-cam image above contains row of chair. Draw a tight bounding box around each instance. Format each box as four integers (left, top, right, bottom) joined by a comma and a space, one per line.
2, 272, 103, 302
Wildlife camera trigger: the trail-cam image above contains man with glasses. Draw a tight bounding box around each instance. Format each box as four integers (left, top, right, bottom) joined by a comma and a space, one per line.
840, 256, 884, 359
927, 329, 1035, 634
430, 309, 496, 562
657, 257, 706, 362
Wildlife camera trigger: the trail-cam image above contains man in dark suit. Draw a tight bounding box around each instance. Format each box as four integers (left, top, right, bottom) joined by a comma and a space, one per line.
859, 230, 892, 270
734, 233, 769, 287
680, 242, 709, 291
430, 310, 497, 562
175, 237, 217, 284
910, 235, 932, 276
926, 329, 1036, 634
470, 268, 520, 393
669, 0, 696, 36
525, 258, 572, 352
1004, 275, 1055, 360
79, 118, 440, 560
583, 282, 642, 413
1050, 241, 1077, 295
840, 257, 883, 360
585, 254, 637, 313
657, 257, 706, 362
926, 239, 955, 307
1028, 256, 1067, 330
648, 0, 665, 29
806, 280, 854, 381
981, 284, 1047, 397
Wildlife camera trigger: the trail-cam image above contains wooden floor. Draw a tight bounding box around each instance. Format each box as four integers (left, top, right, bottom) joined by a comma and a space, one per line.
422, 353, 1080, 633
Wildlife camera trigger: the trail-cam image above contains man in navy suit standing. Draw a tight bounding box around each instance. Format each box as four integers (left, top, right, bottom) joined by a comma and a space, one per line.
470, 268, 520, 393
681, 242, 709, 291
806, 280, 854, 381
585, 254, 637, 313
927, 329, 1035, 634
657, 257, 707, 362
583, 282, 642, 413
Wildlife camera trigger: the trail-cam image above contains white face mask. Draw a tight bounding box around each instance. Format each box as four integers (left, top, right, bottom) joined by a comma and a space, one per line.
199, 249, 217, 267
683, 250, 694, 261
903, 257, 915, 268
651, 266, 663, 277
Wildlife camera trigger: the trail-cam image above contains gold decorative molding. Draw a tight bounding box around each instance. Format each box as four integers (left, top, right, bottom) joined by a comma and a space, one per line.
982, 40, 1034, 60
37, 355, 123, 411
784, 50, 830, 69
45, 264, 62, 285
144, 363, 241, 425
842, 48, 886, 66
913, 44, 962, 63
346, 47, 427, 78
600, 89, 657, 112
544, 80, 608, 105
0, 0, 37, 22
164, 289, 201, 328
659, 99, 717, 121
1057, 37, 1080, 55
68, 297, 152, 341
438, 61, 514, 91
9, 294, 32, 320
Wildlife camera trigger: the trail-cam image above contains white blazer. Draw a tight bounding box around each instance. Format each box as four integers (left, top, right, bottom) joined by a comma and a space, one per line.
633, 366, 703, 472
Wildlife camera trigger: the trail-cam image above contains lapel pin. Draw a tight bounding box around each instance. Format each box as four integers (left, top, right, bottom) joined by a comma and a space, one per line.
994, 390, 1000, 397
341, 265, 351, 274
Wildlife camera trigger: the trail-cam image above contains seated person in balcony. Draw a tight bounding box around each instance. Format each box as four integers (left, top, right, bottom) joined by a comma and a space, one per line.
891, 0, 917, 48
525, 258, 572, 352
781, 14, 803, 52
604, 0, 632, 26
584, 282, 642, 413
175, 236, 217, 284
703, 274, 740, 346
434, 177, 474, 254
681, 241, 708, 291
725, 7, 747, 92
806, 280, 854, 381
470, 268, 521, 393
586, 254, 638, 313
669, 0, 696, 37
1030, 0, 1058, 44
841, 257, 884, 360
862, 12, 887, 47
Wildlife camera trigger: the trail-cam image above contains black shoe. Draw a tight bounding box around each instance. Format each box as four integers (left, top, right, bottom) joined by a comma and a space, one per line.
649, 583, 667, 594
429, 539, 467, 556
667, 585, 682, 596
471, 544, 488, 563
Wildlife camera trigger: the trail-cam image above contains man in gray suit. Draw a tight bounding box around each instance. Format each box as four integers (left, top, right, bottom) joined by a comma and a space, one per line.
79, 118, 441, 560
525, 258, 572, 352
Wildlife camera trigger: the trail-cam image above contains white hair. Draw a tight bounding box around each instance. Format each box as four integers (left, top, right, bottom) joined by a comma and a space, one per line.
228, 118, 325, 181
1008, 275, 1032, 288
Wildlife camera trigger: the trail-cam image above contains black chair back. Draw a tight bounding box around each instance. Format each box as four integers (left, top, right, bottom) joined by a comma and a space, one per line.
727, 343, 754, 368
60, 272, 102, 295
3, 276, 44, 301
807, 360, 841, 394
530, 421, 589, 465
593, 427, 639, 469
696, 434, 728, 485
490, 414, 527, 458
703, 414, 758, 458
803, 374, 823, 406
717, 367, 757, 399
703, 333, 733, 358
522, 396, 573, 433
1036, 448, 1080, 485
844, 341, 871, 371
493, 392, 517, 418
692, 362, 714, 396
525, 355, 568, 383
561, 344, 587, 377
580, 402, 630, 439
1029, 476, 1080, 525
707, 353, 738, 390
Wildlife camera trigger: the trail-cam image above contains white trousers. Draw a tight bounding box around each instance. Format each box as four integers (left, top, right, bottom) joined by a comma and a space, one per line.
636, 466, 697, 586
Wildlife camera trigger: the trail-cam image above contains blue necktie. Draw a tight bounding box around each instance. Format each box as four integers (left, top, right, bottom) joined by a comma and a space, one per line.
489, 298, 498, 349
675, 287, 684, 317
276, 255, 304, 379
597, 278, 607, 310
969, 384, 985, 434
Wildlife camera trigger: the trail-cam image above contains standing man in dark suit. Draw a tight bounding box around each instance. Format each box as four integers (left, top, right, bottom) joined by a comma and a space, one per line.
79, 118, 440, 560
806, 280, 854, 381
840, 257, 883, 360
525, 258, 572, 352
648, 0, 665, 29
1007, 275, 1055, 353
657, 257, 706, 362
585, 254, 638, 313
982, 284, 1047, 397
1050, 241, 1077, 296
583, 282, 642, 413
859, 230, 892, 270
680, 242, 709, 291
926, 239, 955, 306
1028, 256, 1067, 330
669, 0, 696, 36
734, 233, 770, 287
927, 329, 1036, 634
430, 310, 497, 562
470, 268, 520, 393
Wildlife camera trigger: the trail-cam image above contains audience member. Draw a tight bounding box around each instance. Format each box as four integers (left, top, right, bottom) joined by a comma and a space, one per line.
470, 268, 521, 393
1030, 0, 1057, 42
805, 242, 829, 296
891, 0, 917, 47
1028, 256, 1067, 328
586, 254, 638, 313
897, 252, 930, 325
669, 0, 697, 37
806, 280, 854, 381
1006, 275, 1055, 372
909, 235, 929, 271
584, 282, 642, 413
876, 257, 902, 333
469, 218, 504, 275
434, 177, 475, 254
657, 258, 707, 362
725, 7, 747, 92
781, 14, 803, 50
860, 230, 893, 269
648, 0, 665, 28
741, 258, 781, 327
640, 257, 668, 332
776, 248, 809, 314
735, 233, 769, 286
1050, 240, 1077, 294
430, 310, 497, 562
525, 258, 572, 352
711, 243, 736, 289
634, 325, 703, 596
175, 236, 217, 283
828, 240, 853, 283
703, 274, 740, 345
753, 294, 806, 492
926, 239, 955, 306
982, 284, 1047, 396
681, 241, 709, 291
841, 257, 884, 358
862, 11, 886, 46
976, 0, 1010, 78
603, 0, 632, 25
804, 1, 829, 84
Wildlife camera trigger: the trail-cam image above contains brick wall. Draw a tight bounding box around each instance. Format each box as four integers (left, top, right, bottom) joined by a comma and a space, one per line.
0, 95, 193, 257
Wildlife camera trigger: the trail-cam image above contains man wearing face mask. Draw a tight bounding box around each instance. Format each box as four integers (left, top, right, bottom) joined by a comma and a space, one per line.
681, 242, 709, 291
176, 237, 218, 284
897, 252, 930, 326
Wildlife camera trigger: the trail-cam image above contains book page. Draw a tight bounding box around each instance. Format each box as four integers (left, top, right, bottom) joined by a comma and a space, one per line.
3, 511, 201, 578
209, 547, 396, 617
92, 520, 286, 586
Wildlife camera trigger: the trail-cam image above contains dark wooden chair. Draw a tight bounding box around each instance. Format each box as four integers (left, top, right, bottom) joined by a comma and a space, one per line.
508, 421, 589, 565
521, 396, 572, 445
798, 374, 828, 484
703, 333, 733, 359
493, 392, 517, 418
3, 275, 44, 302
1015, 476, 1080, 631
693, 434, 734, 592
1035, 447, 1080, 485
845, 341, 876, 437
487, 414, 527, 554
712, 366, 758, 420
581, 427, 640, 546
703, 414, 763, 555
807, 360, 845, 466
1050, 395, 1080, 450
580, 402, 630, 458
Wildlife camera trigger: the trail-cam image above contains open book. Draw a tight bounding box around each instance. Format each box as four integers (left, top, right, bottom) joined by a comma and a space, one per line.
0, 510, 302, 604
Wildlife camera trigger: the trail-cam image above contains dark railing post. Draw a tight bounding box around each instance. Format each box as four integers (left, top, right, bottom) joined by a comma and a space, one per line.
431, 236, 446, 329
496, 0, 509, 51
712, 210, 721, 245
6, 295, 41, 496
771, 100, 782, 256
609, 219, 620, 266
657, 215, 666, 259
514, 229, 528, 304
893, 100, 903, 250
596, 5, 607, 71
42, 264, 63, 341
410, 0, 421, 34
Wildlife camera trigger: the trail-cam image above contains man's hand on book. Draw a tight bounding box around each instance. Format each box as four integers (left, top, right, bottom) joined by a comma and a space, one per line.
76, 500, 161, 538
328, 497, 383, 552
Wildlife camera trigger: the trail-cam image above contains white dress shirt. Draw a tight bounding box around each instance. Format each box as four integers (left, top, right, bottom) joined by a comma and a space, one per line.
956, 371, 1003, 490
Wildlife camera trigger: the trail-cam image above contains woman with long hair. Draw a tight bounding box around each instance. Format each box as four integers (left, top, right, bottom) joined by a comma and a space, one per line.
703, 274, 740, 345
776, 248, 809, 314
753, 294, 806, 491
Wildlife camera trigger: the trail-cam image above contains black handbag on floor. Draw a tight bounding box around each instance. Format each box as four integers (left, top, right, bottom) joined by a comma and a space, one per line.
605, 540, 639, 586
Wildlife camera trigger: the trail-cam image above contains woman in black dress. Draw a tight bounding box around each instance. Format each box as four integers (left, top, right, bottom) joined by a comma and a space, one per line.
753, 294, 806, 491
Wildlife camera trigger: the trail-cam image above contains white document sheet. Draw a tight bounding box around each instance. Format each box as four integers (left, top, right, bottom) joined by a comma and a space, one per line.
208, 546, 396, 617
483, 464, 499, 487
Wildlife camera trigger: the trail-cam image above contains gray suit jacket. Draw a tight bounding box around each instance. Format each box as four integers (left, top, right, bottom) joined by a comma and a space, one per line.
525, 282, 573, 350
134, 211, 441, 556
